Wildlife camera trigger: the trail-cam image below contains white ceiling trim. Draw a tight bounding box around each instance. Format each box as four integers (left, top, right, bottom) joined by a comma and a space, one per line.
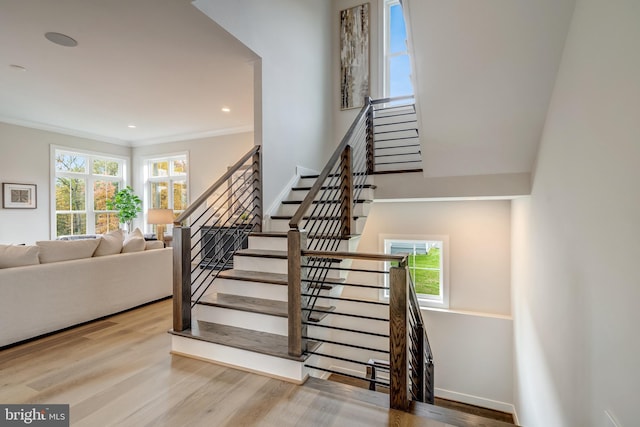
130, 125, 255, 147
0, 116, 129, 146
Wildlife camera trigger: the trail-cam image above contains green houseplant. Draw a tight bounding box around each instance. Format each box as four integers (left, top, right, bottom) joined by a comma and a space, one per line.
106, 186, 142, 232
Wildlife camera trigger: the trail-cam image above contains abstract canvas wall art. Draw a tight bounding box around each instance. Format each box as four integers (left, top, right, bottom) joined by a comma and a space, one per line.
340, 3, 370, 110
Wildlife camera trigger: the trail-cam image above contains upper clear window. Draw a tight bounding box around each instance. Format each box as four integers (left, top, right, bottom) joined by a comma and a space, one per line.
384, 0, 413, 97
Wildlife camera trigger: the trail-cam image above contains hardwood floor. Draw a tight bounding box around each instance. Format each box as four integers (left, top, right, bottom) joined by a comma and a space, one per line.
0, 299, 513, 426
328, 374, 515, 424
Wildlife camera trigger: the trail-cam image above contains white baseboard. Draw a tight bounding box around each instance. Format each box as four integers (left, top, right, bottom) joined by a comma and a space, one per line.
435, 387, 516, 416
512, 407, 520, 425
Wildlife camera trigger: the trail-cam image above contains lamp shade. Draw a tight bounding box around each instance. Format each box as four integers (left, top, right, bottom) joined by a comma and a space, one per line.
147, 208, 174, 225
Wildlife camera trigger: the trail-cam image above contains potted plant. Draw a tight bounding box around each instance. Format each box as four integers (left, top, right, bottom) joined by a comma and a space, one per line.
106, 186, 142, 232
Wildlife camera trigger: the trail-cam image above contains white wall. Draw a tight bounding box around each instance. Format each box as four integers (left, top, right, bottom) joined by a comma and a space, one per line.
0, 123, 131, 244
193, 0, 334, 210
404, 0, 575, 178
338, 200, 514, 412
511, 0, 640, 425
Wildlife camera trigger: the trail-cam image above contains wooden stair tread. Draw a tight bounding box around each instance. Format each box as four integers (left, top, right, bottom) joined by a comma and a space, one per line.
291, 184, 376, 191
234, 249, 287, 259
218, 269, 288, 286
249, 231, 359, 241
171, 321, 319, 362
217, 269, 342, 290
196, 293, 335, 321
281, 199, 371, 205
198, 293, 288, 317
270, 215, 364, 220
372, 168, 423, 175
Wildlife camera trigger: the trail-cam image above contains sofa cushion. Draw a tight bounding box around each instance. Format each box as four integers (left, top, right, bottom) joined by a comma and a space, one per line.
145, 240, 164, 250
122, 228, 145, 253
37, 239, 100, 263
94, 229, 125, 256
0, 244, 40, 269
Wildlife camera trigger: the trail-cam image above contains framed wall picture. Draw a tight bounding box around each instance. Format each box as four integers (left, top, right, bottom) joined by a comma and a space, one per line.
2, 183, 37, 209
340, 3, 370, 110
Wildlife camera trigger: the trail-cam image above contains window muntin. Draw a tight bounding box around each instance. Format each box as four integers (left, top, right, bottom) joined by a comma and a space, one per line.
384, 0, 413, 97
53, 149, 125, 237
383, 237, 449, 308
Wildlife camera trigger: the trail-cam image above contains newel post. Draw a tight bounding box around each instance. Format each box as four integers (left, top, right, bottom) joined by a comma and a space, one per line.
340, 145, 354, 237
288, 229, 308, 357
389, 261, 409, 411
173, 225, 191, 332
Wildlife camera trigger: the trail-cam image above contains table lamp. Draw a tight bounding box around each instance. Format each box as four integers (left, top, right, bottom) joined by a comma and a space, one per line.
147, 208, 174, 243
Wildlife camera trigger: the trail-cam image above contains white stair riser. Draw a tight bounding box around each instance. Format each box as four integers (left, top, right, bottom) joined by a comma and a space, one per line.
195, 304, 288, 336
277, 202, 371, 217
171, 335, 308, 384
269, 217, 367, 234
296, 176, 375, 188
373, 144, 420, 156
375, 162, 422, 172
248, 235, 359, 252
247, 235, 288, 251
373, 112, 417, 126
286, 187, 374, 202
233, 255, 288, 274
215, 278, 288, 301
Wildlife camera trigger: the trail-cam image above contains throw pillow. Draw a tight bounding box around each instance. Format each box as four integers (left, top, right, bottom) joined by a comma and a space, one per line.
94, 229, 125, 257
0, 244, 40, 269
36, 239, 100, 264
122, 228, 145, 253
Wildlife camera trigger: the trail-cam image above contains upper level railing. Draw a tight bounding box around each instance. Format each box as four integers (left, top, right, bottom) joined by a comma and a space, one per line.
369, 96, 421, 174
172, 146, 261, 332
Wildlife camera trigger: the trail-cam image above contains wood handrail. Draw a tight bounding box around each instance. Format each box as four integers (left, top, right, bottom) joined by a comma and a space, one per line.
289, 100, 371, 230
174, 145, 260, 225
302, 250, 406, 263
370, 95, 414, 105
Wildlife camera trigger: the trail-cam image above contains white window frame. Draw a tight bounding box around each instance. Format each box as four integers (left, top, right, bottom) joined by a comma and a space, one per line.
380, 234, 450, 309
50, 146, 128, 239
382, 0, 412, 98
143, 152, 189, 234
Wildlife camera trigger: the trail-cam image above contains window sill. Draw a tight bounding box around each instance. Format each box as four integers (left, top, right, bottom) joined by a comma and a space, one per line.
419, 306, 512, 321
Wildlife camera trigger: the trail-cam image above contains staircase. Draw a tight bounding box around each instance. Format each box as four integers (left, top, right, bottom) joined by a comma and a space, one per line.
170, 96, 434, 411
170, 173, 375, 382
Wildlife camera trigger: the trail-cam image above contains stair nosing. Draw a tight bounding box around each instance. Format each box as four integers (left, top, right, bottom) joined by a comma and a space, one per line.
170, 321, 319, 362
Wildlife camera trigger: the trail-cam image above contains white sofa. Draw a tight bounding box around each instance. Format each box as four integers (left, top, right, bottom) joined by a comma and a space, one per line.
0, 233, 173, 347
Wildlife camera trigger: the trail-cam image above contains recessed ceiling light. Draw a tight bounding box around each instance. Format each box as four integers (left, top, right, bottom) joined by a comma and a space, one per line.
45, 32, 78, 47
128, 124, 137, 129
9, 64, 27, 71
221, 107, 231, 113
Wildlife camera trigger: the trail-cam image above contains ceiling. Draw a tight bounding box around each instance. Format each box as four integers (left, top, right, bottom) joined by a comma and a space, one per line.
405, 0, 576, 177
0, 0, 257, 146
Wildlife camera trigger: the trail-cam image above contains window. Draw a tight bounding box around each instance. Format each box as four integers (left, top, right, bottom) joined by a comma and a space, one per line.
52, 148, 126, 238
383, 0, 413, 97
144, 154, 188, 234
383, 236, 449, 308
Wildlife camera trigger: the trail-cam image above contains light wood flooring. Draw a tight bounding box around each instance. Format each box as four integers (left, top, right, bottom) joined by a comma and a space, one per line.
0, 299, 514, 427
